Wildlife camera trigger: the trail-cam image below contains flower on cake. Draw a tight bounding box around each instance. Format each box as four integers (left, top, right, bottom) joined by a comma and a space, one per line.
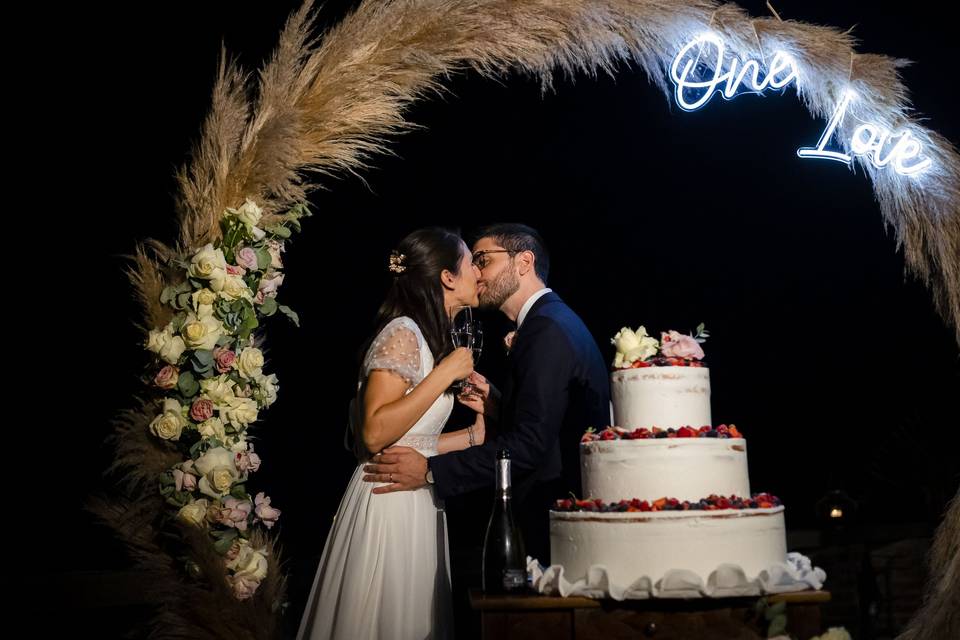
611, 323, 709, 368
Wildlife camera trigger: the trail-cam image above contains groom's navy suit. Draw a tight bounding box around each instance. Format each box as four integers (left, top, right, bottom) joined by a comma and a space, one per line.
428, 291, 610, 563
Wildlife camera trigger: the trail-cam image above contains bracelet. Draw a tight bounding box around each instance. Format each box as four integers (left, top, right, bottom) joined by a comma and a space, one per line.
467, 424, 476, 447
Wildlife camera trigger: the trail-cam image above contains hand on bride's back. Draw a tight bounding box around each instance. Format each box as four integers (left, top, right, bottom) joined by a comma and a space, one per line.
436, 347, 473, 383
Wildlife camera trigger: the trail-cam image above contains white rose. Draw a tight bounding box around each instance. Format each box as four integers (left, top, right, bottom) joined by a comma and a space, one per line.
198, 416, 227, 441
228, 434, 249, 453
200, 376, 236, 406
177, 498, 210, 527
237, 347, 264, 379
188, 244, 227, 291
150, 399, 187, 440
612, 327, 641, 353
220, 273, 253, 301
611, 326, 658, 365
181, 312, 223, 351
228, 541, 269, 581
147, 323, 187, 364
253, 372, 279, 407
222, 397, 259, 427
228, 198, 263, 229
194, 447, 239, 498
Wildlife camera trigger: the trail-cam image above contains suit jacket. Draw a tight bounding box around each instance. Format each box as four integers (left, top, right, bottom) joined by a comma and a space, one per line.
429, 292, 610, 506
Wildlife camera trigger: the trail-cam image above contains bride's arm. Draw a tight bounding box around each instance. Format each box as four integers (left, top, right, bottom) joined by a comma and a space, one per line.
438, 414, 485, 454
362, 347, 473, 454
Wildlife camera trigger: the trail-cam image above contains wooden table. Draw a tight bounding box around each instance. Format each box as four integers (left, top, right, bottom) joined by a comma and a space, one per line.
469, 589, 831, 639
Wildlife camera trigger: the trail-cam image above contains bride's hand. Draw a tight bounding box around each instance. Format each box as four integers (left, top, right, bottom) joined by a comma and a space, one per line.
436, 347, 474, 385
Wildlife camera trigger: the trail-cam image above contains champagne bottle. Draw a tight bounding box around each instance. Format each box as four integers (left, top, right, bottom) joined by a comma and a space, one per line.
482, 449, 527, 593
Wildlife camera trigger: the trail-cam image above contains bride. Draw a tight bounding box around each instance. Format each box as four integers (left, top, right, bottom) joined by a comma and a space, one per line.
297, 227, 484, 639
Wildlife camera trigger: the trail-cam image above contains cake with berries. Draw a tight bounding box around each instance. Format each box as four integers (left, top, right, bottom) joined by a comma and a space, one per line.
535, 325, 825, 599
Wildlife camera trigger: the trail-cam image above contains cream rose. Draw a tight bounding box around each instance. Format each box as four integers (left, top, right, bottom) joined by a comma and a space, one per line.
191, 288, 218, 315
227, 541, 269, 582
237, 347, 264, 378
611, 326, 659, 365
227, 198, 263, 230
197, 416, 228, 441
194, 447, 239, 498
253, 372, 279, 407
181, 312, 223, 351
146, 323, 187, 364
222, 397, 259, 428
177, 498, 210, 527
220, 273, 253, 302
150, 399, 187, 441
200, 376, 236, 406
188, 244, 227, 291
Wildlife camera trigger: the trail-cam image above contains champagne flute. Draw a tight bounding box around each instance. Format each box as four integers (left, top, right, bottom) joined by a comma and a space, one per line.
450, 306, 475, 392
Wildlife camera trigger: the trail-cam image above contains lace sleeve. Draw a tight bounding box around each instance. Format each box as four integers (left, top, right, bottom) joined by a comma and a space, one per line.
363, 319, 423, 386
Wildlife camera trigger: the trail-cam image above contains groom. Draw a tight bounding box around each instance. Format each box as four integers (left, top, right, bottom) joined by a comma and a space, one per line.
363, 223, 610, 563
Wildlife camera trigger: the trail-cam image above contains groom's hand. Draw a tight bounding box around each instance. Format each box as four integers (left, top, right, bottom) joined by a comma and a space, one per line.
362, 446, 428, 494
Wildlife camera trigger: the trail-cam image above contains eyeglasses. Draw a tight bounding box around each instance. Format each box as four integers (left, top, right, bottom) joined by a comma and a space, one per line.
471, 249, 515, 269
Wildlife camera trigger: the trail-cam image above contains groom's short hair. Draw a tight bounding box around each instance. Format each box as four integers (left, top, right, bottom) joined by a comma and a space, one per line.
475, 223, 550, 285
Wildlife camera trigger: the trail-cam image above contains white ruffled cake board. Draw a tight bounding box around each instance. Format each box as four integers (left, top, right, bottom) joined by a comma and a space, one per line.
528, 552, 826, 600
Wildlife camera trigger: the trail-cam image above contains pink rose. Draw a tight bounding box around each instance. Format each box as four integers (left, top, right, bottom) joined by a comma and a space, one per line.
660, 331, 705, 360
253, 290, 265, 305
258, 272, 285, 298
236, 446, 261, 473
266, 240, 284, 269
190, 398, 215, 422
226, 264, 246, 277
228, 574, 260, 600
213, 347, 236, 374
236, 247, 259, 271
218, 497, 253, 531
504, 331, 517, 354
254, 492, 281, 529
173, 466, 198, 492
154, 365, 179, 390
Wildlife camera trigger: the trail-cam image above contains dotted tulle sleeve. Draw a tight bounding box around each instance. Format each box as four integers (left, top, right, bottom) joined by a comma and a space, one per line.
363, 320, 423, 386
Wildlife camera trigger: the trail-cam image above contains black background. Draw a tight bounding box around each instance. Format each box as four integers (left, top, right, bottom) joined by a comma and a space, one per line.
29, 0, 959, 634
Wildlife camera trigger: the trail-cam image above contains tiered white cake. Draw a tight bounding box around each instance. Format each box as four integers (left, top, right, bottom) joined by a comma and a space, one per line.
537, 327, 825, 599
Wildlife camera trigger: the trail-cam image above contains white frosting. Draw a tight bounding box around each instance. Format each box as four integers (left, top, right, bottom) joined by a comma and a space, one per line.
549, 507, 788, 590
611, 366, 711, 430
581, 438, 750, 503
530, 551, 827, 599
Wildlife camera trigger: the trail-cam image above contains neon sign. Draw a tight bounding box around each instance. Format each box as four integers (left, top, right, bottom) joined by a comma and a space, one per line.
670, 34, 932, 177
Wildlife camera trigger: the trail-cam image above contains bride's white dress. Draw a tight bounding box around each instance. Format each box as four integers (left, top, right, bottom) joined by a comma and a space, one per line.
297, 316, 454, 640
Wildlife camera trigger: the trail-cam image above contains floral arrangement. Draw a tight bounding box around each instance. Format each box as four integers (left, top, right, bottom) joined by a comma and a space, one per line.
611, 323, 709, 368
581, 424, 742, 442
553, 493, 782, 512
145, 198, 309, 599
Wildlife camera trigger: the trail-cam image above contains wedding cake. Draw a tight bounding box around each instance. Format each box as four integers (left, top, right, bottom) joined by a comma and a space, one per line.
533, 325, 825, 599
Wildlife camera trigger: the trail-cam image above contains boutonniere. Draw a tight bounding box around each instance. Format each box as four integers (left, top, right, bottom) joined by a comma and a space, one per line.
504, 330, 517, 354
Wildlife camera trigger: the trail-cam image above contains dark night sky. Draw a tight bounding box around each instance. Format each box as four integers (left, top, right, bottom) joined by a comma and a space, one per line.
31, 0, 958, 622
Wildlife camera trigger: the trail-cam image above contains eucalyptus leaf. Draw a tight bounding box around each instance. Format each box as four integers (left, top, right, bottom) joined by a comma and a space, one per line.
255, 247, 272, 270
259, 297, 278, 316
178, 371, 200, 397
278, 305, 300, 327
267, 224, 292, 239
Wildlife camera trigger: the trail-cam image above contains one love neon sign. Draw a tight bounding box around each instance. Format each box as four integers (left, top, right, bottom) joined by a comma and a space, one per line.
669, 34, 932, 176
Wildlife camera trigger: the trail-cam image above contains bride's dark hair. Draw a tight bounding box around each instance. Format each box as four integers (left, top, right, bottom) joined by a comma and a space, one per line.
366, 227, 465, 363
